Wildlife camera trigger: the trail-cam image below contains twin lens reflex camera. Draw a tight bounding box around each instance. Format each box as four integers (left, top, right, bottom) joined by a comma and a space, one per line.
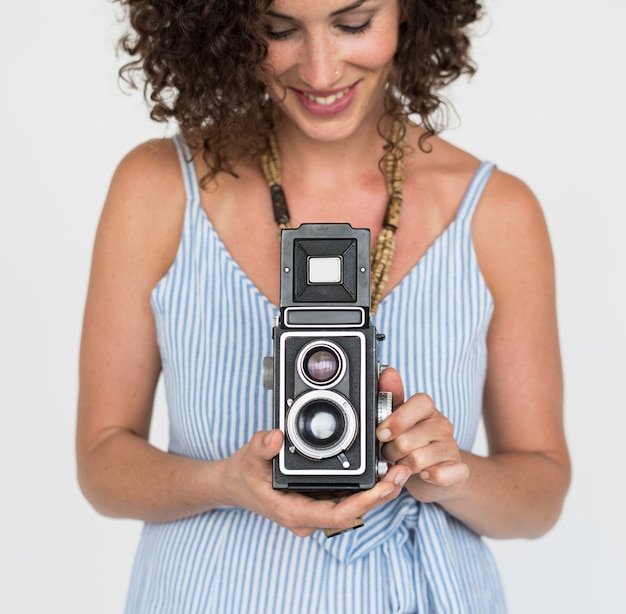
263, 223, 392, 493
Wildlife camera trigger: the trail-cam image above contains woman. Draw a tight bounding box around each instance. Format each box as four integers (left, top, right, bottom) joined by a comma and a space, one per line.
76, 0, 571, 611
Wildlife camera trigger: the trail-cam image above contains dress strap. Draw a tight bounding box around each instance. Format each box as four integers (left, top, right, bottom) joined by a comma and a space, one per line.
456, 161, 496, 222
172, 134, 200, 205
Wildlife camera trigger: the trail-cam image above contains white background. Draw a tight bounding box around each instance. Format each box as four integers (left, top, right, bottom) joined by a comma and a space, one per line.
1, 1, 624, 612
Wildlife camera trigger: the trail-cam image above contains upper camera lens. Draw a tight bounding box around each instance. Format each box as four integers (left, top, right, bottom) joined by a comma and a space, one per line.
297, 341, 346, 388
304, 350, 339, 383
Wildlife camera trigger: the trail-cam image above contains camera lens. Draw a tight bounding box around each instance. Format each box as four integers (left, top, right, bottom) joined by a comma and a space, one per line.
297, 341, 346, 388
286, 390, 357, 460
297, 401, 344, 447
305, 350, 339, 383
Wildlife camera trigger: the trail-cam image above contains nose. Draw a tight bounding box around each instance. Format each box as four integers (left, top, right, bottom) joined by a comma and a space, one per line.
297, 32, 341, 90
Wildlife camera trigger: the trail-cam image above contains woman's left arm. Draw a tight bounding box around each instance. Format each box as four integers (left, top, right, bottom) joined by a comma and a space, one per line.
378, 170, 571, 539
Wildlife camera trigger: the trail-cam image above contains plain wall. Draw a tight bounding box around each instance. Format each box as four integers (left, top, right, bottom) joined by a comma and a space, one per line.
1, 1, 624, 612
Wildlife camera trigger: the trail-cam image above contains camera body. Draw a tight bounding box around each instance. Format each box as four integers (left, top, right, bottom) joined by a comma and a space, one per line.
263, 223, 391, 493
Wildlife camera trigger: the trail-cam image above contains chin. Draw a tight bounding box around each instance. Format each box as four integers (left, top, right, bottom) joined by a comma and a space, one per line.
280, 104, 381, 144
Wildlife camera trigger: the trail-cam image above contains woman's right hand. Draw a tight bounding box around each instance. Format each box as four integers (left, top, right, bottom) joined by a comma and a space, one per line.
219, 429, 411, 537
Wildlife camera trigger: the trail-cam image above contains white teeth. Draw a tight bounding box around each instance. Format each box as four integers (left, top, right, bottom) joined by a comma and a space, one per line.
303, 88, 349, 106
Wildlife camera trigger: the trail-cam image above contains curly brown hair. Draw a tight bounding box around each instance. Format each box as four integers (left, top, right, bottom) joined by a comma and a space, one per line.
115, 0, 482, 181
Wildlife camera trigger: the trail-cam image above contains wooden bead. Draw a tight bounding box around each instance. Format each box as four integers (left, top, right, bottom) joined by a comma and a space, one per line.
270, 184, 290, 226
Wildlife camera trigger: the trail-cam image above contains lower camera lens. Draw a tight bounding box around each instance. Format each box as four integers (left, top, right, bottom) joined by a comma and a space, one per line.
286, 390, 358, 460
297, 401, 345, 447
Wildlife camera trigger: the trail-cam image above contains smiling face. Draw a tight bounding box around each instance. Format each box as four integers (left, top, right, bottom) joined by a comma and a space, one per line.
261, 0, 401, 142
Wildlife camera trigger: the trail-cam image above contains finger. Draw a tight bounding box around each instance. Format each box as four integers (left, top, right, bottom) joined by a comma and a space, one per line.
382, 412, 455, 464
378, 367, 405, 409
377, 394, 439, 443
328, 480, 404, 524
419, 461, 470, 487
388, 439, 456, 469
249, 429, 283, 460
322, 471, 411, 527
379, 463, 413, 487
278, 466, 411, 534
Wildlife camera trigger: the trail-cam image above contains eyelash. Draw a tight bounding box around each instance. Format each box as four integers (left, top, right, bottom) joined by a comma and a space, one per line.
265, 29, 295, 41
266, 18, 372, 41
339, 18, 372, 35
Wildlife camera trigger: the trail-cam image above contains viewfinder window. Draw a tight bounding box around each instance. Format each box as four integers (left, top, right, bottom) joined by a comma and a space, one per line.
308, 257, 342, 284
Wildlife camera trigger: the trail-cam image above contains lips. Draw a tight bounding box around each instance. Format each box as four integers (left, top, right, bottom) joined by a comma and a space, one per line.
301, 87, 351, 106
292, 82, 359, 117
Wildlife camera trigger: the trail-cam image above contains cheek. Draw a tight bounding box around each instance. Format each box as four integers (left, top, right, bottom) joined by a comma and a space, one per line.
353, 34, 398, 72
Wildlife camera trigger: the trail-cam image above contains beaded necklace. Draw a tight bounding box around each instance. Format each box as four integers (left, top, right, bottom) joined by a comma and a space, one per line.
260, 117, 407, 314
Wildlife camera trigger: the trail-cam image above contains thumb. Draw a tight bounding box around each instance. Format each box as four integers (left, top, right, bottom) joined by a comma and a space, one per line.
250, 429, 283, 460
378, 366, 405, 409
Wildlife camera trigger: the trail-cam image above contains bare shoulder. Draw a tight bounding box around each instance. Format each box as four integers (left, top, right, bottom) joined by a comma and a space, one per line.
106, 138, 183, 218
415, 130, 555, 298
477, 167, 545, 224
473, 167, 555, 300
418, 133, 546, 232
402, 131, 484, 236
98, 138, 186, 284
407, 130, 482, 188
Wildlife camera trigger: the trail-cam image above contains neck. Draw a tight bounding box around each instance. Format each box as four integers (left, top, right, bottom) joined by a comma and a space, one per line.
272, 115, 393, 182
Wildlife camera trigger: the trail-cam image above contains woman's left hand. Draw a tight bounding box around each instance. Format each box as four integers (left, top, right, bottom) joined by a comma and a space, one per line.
376, 367, 470, 504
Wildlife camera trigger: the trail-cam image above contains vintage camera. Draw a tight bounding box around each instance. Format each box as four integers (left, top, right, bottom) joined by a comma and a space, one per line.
263, 223, 392, 493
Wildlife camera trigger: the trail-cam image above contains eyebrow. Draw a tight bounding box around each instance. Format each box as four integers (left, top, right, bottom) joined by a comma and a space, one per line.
266, 0, 369, 21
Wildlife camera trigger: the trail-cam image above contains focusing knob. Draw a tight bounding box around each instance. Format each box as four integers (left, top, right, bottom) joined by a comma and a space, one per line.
262, 356, 274, 390
377, 391, 393, 424
377, 459, 389, 478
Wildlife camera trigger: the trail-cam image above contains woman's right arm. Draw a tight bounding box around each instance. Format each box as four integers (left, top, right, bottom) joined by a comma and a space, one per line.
76, 140, 224, 522
76, 141, 410, 531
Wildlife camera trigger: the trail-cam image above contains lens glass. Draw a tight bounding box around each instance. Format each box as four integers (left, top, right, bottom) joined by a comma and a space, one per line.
297, 402, 345, 447
304, 349, 339, 383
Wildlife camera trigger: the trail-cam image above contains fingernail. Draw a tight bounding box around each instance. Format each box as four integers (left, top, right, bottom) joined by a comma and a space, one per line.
420, 470, 431, 481
264, 432, 273, 446
379, 484, 394, 499
395, 471, 411, 486
378, 428, 392, 441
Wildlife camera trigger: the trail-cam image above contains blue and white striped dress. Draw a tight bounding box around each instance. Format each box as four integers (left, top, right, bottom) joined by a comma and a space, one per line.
125, 136, 506, 613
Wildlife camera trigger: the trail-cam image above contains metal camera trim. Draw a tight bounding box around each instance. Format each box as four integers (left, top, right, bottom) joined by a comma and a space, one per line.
285, 390, 358, 460
283, 306, 366, 329
278, 330, 367, 476
296, 340, 347, 389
